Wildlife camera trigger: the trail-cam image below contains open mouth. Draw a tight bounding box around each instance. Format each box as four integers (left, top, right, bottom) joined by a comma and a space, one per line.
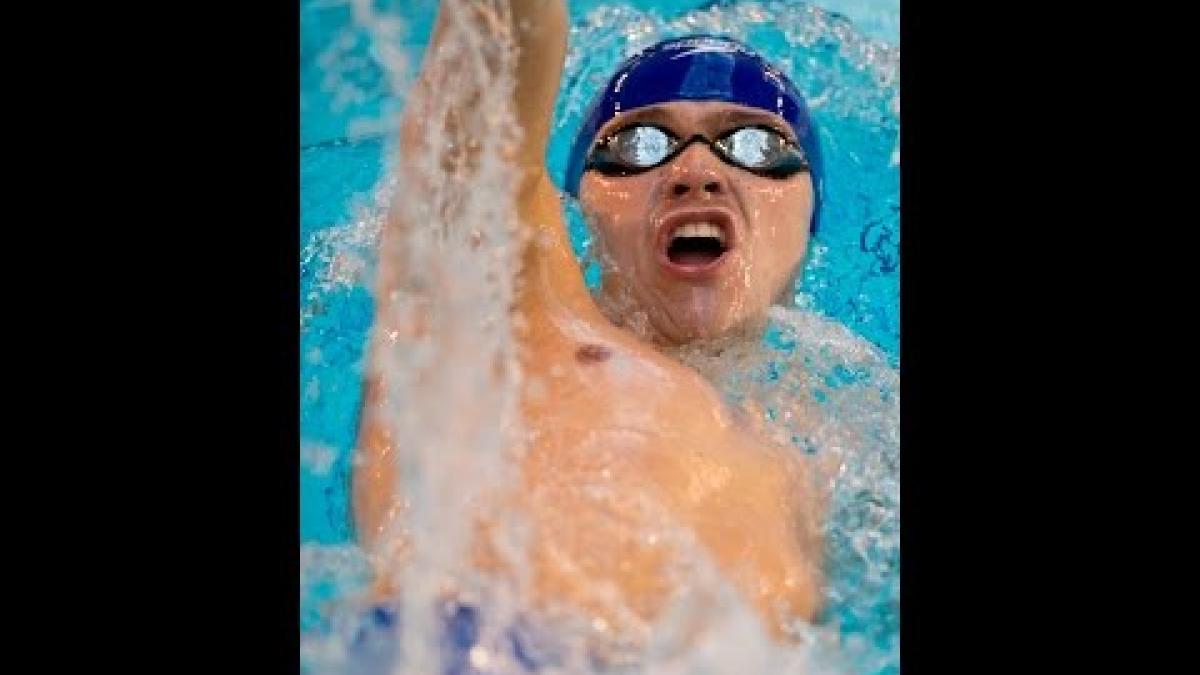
657, 209, 736, 277
667, 222, 729, 267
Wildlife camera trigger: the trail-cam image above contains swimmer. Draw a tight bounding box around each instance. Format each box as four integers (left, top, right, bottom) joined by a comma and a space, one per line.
354, 0, 829, 647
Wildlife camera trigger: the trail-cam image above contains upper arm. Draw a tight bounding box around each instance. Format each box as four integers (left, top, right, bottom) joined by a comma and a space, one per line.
398, 0, 567, 175
509, 0, 568, 171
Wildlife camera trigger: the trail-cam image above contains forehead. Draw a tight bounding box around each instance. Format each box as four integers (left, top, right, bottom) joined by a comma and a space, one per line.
595, 101, 795, 139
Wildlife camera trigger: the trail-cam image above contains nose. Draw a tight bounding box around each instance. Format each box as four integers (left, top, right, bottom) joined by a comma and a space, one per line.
665, 142, 729, 199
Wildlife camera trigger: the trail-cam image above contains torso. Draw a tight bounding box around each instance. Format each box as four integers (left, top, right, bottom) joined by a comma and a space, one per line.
476, 175, 822, 639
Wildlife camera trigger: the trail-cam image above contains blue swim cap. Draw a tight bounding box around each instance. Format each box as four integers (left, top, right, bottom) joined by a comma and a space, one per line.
564, 35, 824, 233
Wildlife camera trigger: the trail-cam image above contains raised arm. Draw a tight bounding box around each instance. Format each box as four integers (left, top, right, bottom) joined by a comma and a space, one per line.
353, 0, 569, 556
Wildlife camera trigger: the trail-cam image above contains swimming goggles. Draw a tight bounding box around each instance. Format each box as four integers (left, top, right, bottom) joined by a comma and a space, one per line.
584, 124, 810, 180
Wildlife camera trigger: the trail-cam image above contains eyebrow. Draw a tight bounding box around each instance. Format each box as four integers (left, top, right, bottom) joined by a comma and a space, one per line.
598, 106, 677, 135
718, 110, 795, 139
598, 105, 796, 141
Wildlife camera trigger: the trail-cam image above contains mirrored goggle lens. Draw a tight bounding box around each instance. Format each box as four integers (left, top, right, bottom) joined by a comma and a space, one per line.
608, 125, 675, 167
715, 127, 800, 170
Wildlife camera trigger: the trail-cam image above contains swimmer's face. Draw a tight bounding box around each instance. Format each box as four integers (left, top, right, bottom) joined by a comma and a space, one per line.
579, 101, 814, 346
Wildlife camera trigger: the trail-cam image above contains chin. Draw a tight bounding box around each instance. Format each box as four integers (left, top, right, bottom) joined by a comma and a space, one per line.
657, 316, 735, 347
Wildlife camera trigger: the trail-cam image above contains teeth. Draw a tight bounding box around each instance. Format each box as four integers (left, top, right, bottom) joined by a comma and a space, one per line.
671, 222, 727, 245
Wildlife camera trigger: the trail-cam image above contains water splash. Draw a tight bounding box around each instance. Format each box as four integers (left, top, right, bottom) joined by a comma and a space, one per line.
349, 1, 530, 672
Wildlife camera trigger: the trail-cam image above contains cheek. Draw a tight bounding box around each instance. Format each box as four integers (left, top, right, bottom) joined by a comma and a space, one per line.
580, 176, 656, 255
744, 189, 811, 279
